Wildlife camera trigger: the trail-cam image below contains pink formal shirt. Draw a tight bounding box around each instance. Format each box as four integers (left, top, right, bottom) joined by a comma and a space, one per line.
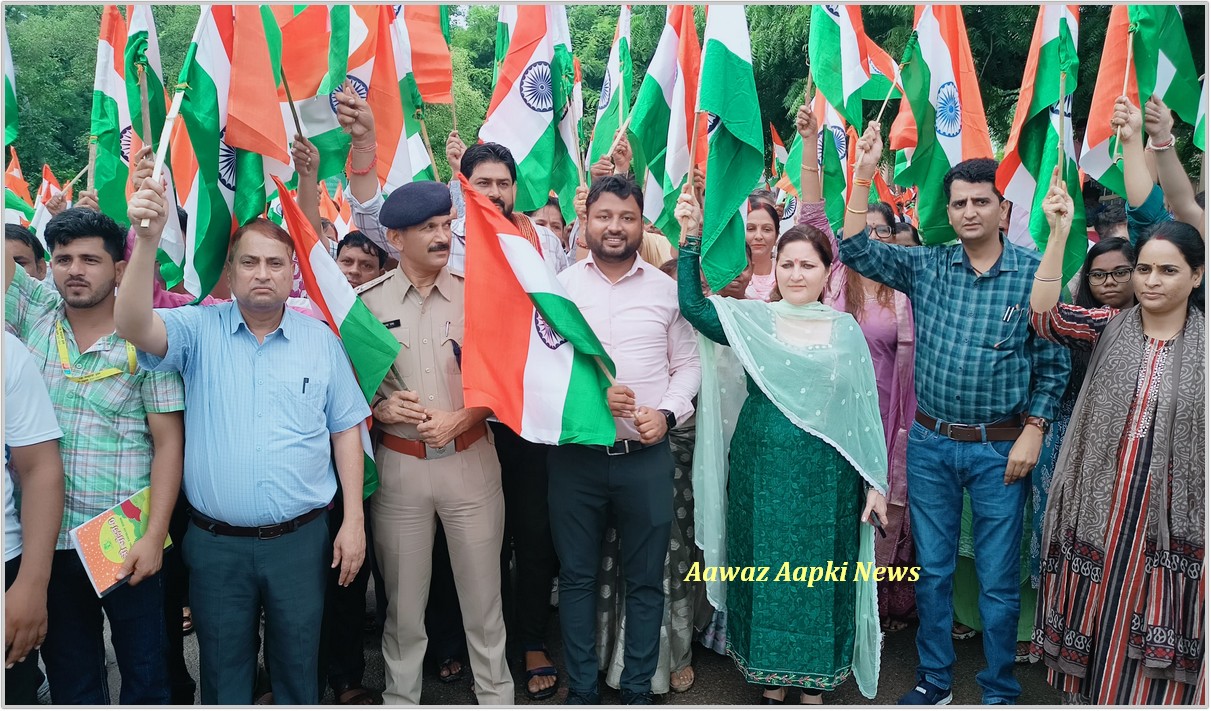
557, 254, 701, 442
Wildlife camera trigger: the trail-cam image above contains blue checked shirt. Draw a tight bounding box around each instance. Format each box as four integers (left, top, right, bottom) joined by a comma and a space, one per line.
138, 301, 370, 527
838, 229, 1068, 425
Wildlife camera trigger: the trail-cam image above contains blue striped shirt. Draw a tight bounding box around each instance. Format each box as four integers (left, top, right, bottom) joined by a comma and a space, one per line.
838, 229, 1069, 424
138, 301, 370, 527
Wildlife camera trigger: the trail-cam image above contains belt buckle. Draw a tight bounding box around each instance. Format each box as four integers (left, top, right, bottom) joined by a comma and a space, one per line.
425, 442, 455, 460
257, 524, 284, 540
605, 440, 631, 456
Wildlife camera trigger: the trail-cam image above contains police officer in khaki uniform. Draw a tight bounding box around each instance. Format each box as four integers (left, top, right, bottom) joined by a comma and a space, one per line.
356, 181, 512, 705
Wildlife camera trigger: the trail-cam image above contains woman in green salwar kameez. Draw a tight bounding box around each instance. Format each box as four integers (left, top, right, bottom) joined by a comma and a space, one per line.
675, 193, 889, 704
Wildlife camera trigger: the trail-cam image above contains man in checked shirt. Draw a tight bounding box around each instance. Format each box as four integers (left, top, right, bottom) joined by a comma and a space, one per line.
839, 123, 1068, 707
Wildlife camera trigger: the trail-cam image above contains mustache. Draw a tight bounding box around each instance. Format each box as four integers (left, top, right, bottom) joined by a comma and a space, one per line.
428, 243, 450, 253
65, 279, 90, 288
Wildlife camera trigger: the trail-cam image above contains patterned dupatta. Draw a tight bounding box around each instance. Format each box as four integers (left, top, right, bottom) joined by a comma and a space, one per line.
1039, 305, 1205, 685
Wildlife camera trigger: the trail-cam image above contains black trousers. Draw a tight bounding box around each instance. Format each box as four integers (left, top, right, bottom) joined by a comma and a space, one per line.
163, 496, 195, 704
320, 497, 375, 694
4, 556, 42, 705
492, 421, 558, 652
548, 439, 674, 696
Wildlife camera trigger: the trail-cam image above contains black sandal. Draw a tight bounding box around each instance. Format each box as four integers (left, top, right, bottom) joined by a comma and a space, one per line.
438, 657, 465, 684
523, 647, 559, 700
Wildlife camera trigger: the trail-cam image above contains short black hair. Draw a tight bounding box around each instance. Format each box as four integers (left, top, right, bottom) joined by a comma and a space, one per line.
460, 142, 517, 183
44, 207, 127, 263
586, 174, 643, 214
5, 224, 45, 261
336, 230, 387, 269
942, 158, 1002, 202
1094, 202, 1127, 239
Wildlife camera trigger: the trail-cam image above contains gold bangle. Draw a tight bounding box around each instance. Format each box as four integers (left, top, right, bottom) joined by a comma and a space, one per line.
846, 205, 868, 215
803, 167, 820, 173
1033, 275, 1062, 282
853, 178, 872, 187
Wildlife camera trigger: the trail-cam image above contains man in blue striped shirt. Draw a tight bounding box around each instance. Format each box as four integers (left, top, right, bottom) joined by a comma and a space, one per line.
115, 180, 371, 705
840, 124, 1068, 706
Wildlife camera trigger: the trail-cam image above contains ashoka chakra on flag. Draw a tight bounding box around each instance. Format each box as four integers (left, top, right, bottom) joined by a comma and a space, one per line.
520, 61, 554, 113
936, 81, 962, 137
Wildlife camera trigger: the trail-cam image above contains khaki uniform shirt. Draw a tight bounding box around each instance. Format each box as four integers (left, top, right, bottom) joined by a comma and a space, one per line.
356, 267, 466, 441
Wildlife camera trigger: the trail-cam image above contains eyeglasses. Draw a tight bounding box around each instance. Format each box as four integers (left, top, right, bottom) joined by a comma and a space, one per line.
870, 225, 894, 239
1086, 267, 1133, 285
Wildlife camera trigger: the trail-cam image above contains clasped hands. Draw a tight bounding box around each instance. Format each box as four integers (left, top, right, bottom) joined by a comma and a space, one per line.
607, 385, 669, 445
373, 390, 465, 449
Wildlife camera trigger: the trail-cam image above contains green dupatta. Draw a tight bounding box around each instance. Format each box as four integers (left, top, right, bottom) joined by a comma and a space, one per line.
692, 296, 888, 699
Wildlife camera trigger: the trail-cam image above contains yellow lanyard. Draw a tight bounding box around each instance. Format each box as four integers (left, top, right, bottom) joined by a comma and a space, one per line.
55, 321, 137, 383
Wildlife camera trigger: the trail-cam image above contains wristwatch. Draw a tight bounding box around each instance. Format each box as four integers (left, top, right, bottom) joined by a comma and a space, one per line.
1024, 416, 1049, 434
659, 409, 677, 431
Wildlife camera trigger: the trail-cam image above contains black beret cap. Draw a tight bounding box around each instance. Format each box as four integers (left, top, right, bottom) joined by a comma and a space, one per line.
379, 181, 453, 229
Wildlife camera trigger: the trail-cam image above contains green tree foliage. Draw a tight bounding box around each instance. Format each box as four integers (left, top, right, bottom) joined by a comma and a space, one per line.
5, 5, 1204, 189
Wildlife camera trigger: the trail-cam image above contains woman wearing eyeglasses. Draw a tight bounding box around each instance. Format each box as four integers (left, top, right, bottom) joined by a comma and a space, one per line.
1029, 176, 1205, 704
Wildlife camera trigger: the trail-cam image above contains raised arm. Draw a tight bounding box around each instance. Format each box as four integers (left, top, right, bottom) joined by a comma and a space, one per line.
795, 101, 822, 205
1113, 96, 1155, 211
1143, 95, 1205, 235
291, 134, 326, 250
116, 177, 171, 356
674, 184, 728, 345
335, 80, 380, 207
1030, 169, 1073, 315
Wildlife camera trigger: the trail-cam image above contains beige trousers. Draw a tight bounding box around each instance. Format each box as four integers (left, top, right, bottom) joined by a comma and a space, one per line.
370, 435, 513, 705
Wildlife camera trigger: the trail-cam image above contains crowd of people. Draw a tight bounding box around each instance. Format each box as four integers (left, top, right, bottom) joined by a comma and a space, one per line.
2, 77, 1204, 708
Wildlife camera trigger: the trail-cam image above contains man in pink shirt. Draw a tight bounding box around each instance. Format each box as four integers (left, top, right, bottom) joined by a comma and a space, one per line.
551, 175, 700, 705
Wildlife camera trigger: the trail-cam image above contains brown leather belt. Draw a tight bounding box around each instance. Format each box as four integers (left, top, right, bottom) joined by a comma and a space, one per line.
915, 412, 1025, 442
378, 422, 487, 460
190, 507, 325, 540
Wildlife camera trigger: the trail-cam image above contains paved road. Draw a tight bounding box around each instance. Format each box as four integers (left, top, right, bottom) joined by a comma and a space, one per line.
96, 581, 1060, 705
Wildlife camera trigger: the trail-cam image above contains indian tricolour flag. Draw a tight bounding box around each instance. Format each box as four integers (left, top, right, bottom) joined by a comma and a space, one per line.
272, 176, 398, 499
770, 123, 788, 180
28, 164, 69, 242
390, 6, 451, 183
5, 147, 33, 228
4, 24, 17, 146
91, 5, 132, 225
1196, 75, 1207, 152
279, 6, 377, 181
699, 5, 762, 292
809, 4, 882, 129
555, 53, 585, 224
588, 5, 633, 168
1080, 5, 1201, 199
125, 4, 186, 290
815, 91, 852, 234
889, 6, 992, 245
997, 6, 1086, 282
367, 5, 417, 194
172, 6, 235, 300
629, 5, 703, 244
460, 175, 615, 446
479, 5, 578, 214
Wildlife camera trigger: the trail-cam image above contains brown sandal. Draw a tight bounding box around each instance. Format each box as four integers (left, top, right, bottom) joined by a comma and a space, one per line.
337, 687, 380, 705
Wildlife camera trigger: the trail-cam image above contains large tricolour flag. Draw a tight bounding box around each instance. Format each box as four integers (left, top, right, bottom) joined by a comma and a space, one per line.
480, 5, 578, 215
808, 5, 900, 129
628, 5, 704, 244
90, 5, 132, 225
460, 175, 616, 446
588, 5, 633, 168
125, 4, 187, 290
272, 175, 399, 498
1079, 6, 1201, 199
997, 6, 1085, 283
699, 5, 762, 292
890, 6, 992, 245
171, 6, 235, 300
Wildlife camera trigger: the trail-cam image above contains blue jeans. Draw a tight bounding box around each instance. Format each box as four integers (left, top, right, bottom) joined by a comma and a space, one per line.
906, 420, 1027, 704
41, 550, 170, 704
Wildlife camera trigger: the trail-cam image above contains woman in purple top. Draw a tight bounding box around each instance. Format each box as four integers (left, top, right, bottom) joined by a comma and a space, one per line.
794, 103, 919, 633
